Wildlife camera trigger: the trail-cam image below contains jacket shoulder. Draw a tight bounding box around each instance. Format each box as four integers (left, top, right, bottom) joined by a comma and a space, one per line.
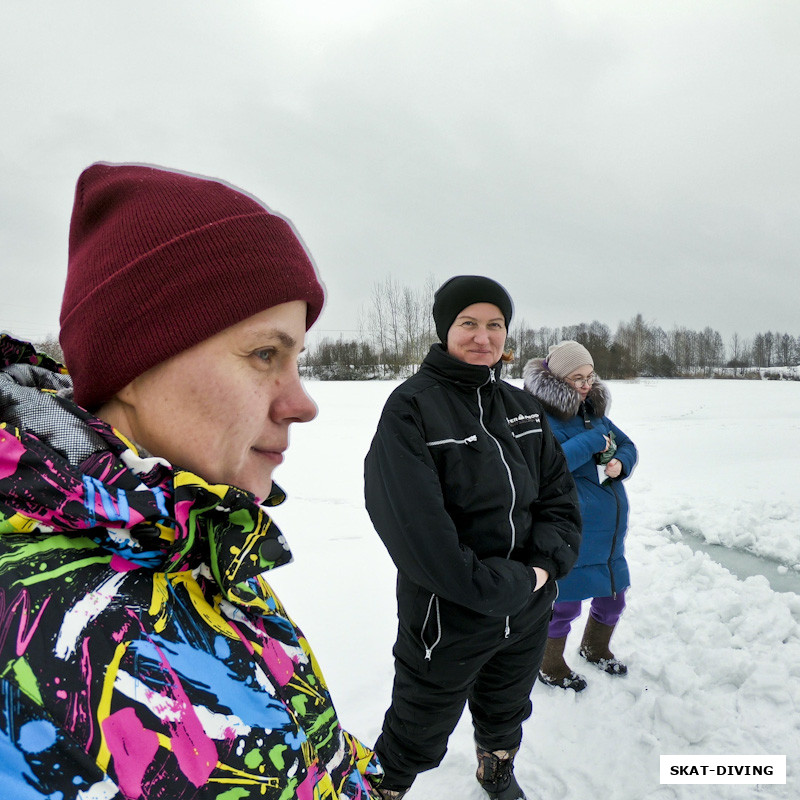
500, 380, 548, 413
381, 371, 443, 410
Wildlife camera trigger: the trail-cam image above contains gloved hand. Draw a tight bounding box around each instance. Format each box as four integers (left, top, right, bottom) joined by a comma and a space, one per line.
595, 430, 617, 465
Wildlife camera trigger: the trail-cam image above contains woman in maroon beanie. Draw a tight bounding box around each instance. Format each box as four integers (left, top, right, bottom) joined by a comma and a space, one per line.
0, 163, 382, 799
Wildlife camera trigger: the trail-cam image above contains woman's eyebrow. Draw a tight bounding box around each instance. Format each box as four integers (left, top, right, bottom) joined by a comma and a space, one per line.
244, 329, 298, 349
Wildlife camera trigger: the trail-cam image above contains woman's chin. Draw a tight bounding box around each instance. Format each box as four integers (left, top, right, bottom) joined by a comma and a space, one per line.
225, 471, 274, 502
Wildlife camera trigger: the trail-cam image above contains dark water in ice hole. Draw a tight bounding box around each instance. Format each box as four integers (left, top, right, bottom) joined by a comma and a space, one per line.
662, 524, 800, 596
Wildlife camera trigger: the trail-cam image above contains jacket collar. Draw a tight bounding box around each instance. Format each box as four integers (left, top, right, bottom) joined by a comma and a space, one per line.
420, 343, 504, 390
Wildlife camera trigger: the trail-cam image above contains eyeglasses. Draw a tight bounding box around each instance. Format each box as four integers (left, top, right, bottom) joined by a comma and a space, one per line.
566, 373, 596, 388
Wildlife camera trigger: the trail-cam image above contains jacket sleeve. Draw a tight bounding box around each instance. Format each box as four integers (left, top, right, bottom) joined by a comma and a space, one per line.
605, 418, 638, 479
526, 412, 582, 581
364, 400, 540, 618
550, 417, 609, 472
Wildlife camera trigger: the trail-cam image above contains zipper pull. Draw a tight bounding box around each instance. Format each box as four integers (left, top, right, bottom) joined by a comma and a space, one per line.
424, 648, 433, 661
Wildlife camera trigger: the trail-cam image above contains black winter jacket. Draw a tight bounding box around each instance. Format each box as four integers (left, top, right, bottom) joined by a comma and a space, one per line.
365, 345, 581, 641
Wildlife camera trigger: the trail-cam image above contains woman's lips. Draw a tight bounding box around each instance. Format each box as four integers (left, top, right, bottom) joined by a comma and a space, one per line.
252, 448, 285, 465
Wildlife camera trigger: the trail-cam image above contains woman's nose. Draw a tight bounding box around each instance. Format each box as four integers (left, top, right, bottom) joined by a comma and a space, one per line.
272, 373, 318, 423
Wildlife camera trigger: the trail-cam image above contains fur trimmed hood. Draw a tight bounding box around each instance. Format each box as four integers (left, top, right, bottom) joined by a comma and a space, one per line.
522, 357, 610, 420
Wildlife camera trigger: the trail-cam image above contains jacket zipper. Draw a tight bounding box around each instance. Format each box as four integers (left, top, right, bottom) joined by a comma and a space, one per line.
477, 370, 516, 638
608, 481, 621, 598
421, 593, 441, 660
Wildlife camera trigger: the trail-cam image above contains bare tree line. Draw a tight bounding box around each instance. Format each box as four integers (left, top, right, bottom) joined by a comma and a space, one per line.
304, 279, 800, 380
503, 315, 794, 379
22, 283, 799, 381
304, 276, 439, 379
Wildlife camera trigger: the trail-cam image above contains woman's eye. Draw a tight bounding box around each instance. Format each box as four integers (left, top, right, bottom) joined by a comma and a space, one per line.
254, 348, 275, 363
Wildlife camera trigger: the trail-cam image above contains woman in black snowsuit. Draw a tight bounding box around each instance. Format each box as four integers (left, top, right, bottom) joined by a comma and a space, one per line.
364, 276, 582, 800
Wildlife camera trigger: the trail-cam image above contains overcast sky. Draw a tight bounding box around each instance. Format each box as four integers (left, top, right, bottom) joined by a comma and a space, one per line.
3, 0, 799, 348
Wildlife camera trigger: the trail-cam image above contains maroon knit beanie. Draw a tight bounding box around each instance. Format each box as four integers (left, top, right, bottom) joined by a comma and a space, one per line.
60, 163, 325, 410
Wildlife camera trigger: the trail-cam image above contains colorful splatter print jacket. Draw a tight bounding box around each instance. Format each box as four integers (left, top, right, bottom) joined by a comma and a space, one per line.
0, 335, 382, 800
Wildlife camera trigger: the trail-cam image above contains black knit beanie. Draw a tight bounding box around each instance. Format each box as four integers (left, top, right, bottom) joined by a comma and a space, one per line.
432, 275, 514, 342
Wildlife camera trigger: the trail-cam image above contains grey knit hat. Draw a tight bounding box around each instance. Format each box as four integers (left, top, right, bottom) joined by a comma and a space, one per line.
546, 340, 593, 379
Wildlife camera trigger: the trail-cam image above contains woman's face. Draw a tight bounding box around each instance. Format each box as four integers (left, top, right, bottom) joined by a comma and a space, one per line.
446, 302, 507, 367
565, 364, 595, 400
99, 300, 317, 501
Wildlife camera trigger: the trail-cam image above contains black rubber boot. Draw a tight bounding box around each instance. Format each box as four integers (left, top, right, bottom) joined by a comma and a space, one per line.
475, 745, 527, 800
579, 616, 628, 675
537, 635, 588, 691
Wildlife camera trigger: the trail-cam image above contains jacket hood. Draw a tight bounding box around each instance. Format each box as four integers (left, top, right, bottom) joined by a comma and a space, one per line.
522, 357, 610, 420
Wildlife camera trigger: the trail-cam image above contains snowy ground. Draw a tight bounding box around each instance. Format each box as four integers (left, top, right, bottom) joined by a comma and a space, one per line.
267, 378, 800, 800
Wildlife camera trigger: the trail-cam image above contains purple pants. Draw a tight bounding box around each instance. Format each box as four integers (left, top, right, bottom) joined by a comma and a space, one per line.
548, 590, 627, 639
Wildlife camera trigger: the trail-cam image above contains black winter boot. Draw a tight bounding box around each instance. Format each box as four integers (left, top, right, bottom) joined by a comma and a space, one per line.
579, 616, 627, 675
537, 636, 588, 691
475, 745, 527, 800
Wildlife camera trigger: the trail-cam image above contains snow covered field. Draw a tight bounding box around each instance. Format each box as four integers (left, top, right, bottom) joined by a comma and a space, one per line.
267, 378, 800, 800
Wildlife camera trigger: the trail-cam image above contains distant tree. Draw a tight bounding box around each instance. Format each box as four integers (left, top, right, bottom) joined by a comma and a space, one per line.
506, 319, 536, 378
697, 327, 724, 376
580, 320, 613, 376
778, 333, 794, 366
365, 274, 438, 374
763, 331, 775, 367
615, 314, 648, 374
667, 327, 697, 373
585, 319, 612, 350
606, 342, 628, 378
615, 314, 670, 375
421, 273, 438, 346
648, 352, 677, 377
400, 277, 437, 365
739, 337, 752, 369
729, 332, 744, 369
751, 333, 766, 367
366, 276, 403, 374
304, 337, 381, 380
726, 332, 751, 374
533, 326, 558, 358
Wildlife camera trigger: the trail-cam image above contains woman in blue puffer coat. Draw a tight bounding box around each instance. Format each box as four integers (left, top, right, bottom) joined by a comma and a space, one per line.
523, 341, 638, 692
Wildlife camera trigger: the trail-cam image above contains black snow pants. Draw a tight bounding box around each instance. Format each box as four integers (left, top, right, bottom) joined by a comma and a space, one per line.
375, 582, 555, 791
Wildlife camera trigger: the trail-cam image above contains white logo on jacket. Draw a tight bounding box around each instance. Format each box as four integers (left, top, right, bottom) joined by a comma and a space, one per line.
507, 413, 540, 425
